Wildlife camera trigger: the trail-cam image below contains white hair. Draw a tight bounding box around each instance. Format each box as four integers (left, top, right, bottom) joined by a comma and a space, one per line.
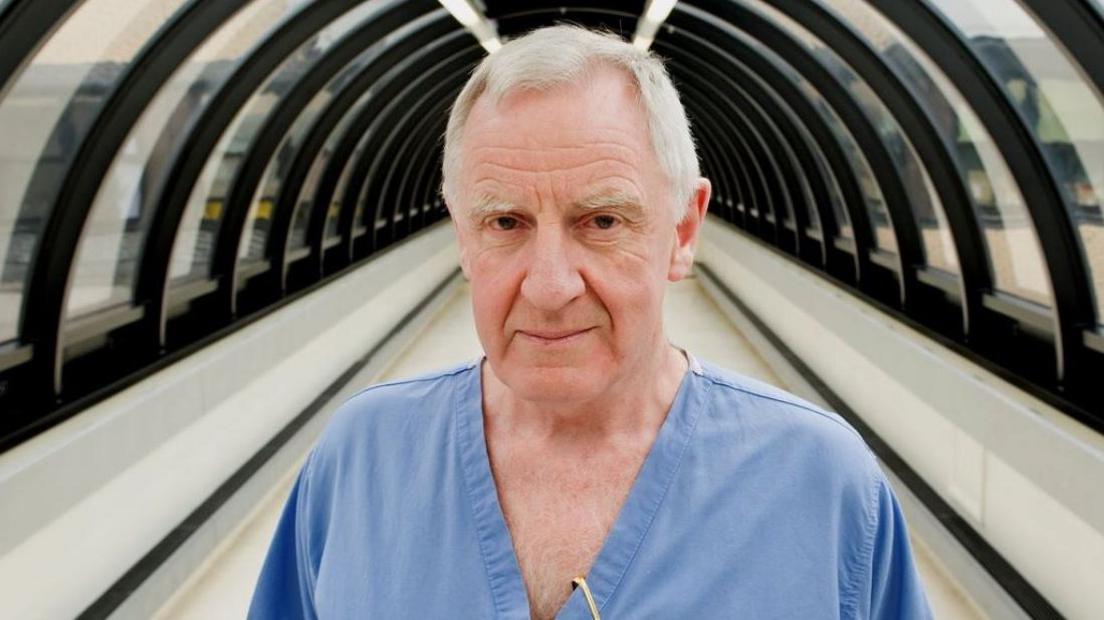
441, 25, 700, 219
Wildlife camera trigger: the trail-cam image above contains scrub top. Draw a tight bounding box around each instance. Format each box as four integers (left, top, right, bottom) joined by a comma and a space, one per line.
249, 353, 932, 619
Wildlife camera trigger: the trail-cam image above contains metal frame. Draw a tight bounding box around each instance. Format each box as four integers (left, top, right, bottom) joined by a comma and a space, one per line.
391, 104, 455, 236
319, 37, 479, 269
0, 0, 80, 100
19, 0, 250, 398
371, 77, 473, 246
668, 7, 868, 282
349, 52, 478, 253
759, 0, 989, 337
870, 0, 1098, 392
137, 0, 416, 349
687, 0, 923, 309
1017, 0, 1104, 99
659, 30, 836, 266
273, 17, 465, 285
669, 58, 808, 253
216, 0, 440, 307
680, 81, 776, 240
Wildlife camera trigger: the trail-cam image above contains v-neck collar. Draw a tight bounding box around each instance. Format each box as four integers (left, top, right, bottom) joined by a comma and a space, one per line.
454, 352, 710, 619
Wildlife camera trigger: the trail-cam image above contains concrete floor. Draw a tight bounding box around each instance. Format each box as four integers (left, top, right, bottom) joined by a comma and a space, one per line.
155, 277, 985, 619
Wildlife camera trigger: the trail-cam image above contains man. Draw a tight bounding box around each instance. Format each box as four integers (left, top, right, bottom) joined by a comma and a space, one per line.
250, 26, 931, 619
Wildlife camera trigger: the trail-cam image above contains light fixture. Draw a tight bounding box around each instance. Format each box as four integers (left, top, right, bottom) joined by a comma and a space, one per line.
643, 0, 678, 25
481, 38, 502, 54
633, 0, 678, 50
439, 0, 502, 54
438, 0, 480, 27
632, 35, 654, 51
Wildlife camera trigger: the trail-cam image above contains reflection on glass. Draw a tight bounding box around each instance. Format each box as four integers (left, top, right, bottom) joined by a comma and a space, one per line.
291, 99, 365, 246
823, 0, 1053, 306
927, 0, 1104, 319
0, 0, 188, 339
169, 1, 381, 281
731, 25, 876, 244
680, 27, 845, 237
64, 2, 288, 319
242, 17, 398, 259
749, 0, 960, 270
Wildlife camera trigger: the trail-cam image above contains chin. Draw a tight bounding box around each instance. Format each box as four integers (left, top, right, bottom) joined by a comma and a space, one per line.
497, 362, 612, 403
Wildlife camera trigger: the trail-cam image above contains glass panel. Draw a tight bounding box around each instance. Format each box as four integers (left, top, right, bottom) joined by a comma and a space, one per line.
727, 24, 875, 242
0, 0, 188, 339
253, 17, 443, 256
235, 2, 389, 262
64, 2, 290, 319
307, 94, 375, 242
168, 1, 382, 283
927, 0, 1103, 318
748, 0, 961, 271
823, 0, 1051, 306
242, 34, 390, 258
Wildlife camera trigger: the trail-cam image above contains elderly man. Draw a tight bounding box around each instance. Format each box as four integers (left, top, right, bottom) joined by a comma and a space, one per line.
250, 26, 931, 619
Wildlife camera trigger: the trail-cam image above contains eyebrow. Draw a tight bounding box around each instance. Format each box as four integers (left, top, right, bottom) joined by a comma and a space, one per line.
573, 189, 646, 221
467, 193, 516, 225
465, 188, 647, 224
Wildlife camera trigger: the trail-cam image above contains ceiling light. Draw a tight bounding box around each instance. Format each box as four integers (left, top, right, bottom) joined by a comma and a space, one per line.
643, 0, 677, 26
438, 0, 480, 27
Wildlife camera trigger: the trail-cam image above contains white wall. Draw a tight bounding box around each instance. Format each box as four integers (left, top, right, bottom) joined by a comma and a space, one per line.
0, 222, 459, 619
698, 217, 1104, 620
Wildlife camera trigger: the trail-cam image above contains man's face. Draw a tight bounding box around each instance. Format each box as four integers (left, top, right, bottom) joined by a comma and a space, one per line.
451, 65, 707, 403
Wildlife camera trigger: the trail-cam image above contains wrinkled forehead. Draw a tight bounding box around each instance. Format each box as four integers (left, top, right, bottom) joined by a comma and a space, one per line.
456, 65, 665, 207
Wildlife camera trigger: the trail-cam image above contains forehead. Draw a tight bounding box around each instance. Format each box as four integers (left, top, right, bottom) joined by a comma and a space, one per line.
458, 65, 664, 204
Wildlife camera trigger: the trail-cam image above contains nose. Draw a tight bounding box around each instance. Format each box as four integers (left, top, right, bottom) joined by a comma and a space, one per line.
519, 225, 585, 311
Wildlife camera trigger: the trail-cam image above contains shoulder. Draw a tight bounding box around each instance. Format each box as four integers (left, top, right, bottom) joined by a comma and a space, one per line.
691, 357, 878, 482
309, 360, 476, 470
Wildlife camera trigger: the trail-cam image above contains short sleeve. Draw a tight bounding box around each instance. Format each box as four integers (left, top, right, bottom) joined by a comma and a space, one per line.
248, 462, 319, 620
855, 472, 933, 619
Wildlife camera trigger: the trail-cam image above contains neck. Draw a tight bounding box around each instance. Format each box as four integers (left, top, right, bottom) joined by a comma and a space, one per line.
481, 342, 688, 447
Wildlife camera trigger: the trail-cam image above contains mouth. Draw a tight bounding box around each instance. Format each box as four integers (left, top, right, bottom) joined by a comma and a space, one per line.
516, 327, 595, 345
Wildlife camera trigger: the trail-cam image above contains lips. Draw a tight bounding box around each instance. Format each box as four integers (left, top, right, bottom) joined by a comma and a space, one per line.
516, 327, 594, 342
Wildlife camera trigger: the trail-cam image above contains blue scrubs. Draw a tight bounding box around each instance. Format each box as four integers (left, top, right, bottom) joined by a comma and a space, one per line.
250, 354, 931, 618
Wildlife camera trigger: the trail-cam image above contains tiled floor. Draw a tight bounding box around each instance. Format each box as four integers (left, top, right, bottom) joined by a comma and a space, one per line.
155, 278, 985, 619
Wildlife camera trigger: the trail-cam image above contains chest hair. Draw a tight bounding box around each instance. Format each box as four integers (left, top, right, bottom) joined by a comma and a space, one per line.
490, 448, 644, 620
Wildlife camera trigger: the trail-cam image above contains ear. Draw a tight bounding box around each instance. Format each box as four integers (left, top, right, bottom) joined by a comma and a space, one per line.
667, 178, 711, 282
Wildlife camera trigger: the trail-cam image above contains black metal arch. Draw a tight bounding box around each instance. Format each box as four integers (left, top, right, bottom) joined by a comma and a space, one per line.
676, 97, 744, 224
217, 1, 443, 310
294, 39, 470, 279
1018, 0, 1104, 100
391, 104, 454, 236
0, 0, 80, 99
404, 121, 451, 229
338, 55, 475, 254
137, 0, 432, 347
757, 0, 990, 337
657, 28, 839, 268
682, 74, 787, 233
688, 100, 753, 227
666, 7, 871, 285
19, 0, 251, 398
682, 104, 744, 224
870, 0, 1097, 394
275, 23, 469, 290
372, 75, 476, 248
316, 39, 481, 269
355, 52, 483, 251
680, 79, 779, 242
686, 0, 924, 309
670, 57, 810, 255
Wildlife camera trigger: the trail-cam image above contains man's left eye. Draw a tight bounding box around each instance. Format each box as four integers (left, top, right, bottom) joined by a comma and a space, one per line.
590, 215, 619, 230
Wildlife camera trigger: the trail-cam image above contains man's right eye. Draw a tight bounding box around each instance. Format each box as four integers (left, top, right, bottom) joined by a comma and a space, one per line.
489, 216, 521, 231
